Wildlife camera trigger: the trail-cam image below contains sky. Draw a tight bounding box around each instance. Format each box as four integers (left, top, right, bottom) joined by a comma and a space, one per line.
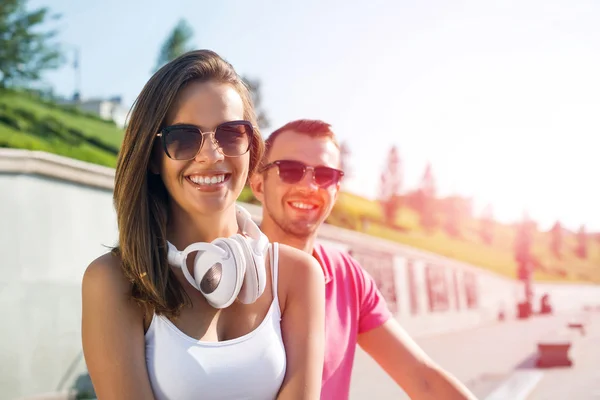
28, 0, 600, 231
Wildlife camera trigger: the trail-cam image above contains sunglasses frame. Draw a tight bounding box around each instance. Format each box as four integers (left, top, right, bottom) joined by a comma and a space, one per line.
260, 159, 344, 188
156, 120, 255, 160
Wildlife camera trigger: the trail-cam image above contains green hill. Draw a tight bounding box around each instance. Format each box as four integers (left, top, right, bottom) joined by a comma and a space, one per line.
0, 89, 123, 167
328, 192, 600, 283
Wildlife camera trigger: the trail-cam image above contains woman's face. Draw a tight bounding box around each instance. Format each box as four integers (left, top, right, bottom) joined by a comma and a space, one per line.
154, 80, 250, 218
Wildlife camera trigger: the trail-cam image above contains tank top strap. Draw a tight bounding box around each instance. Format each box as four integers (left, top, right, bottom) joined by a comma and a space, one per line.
269, 242, 280, 308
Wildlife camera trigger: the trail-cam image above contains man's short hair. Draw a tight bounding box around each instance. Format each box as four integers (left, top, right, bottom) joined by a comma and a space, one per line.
263, 119, 340, 165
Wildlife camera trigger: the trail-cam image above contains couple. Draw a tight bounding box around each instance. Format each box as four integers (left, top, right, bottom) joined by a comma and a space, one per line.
81, 50, 476, 399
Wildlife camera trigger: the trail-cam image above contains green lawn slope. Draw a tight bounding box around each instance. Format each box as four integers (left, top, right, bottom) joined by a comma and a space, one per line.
0, 89, 123, 167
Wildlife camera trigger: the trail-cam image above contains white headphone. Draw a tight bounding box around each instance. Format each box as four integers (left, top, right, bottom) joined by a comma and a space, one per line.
166, 204, 269, 309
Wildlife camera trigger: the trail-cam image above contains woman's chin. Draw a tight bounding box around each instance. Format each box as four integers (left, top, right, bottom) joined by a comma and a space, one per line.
188, 191, 241, 215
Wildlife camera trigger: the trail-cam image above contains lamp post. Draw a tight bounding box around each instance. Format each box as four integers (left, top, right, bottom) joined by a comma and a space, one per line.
61, 44, 81, 102
73, 47, 81, 102
514, 211, 534, 318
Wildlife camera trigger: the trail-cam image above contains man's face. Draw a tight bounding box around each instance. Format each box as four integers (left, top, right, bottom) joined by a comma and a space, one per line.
251, 130, 342, 239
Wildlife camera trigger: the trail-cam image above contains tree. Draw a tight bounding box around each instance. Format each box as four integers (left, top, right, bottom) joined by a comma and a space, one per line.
153, 19, 194, 72
514, 213, 534, 276
514, 212, 535, 312
416, 162, 437, 232
242, 76, 270, 130
339, 141, 351, 190
550, 221, 563, 259
479, 204, 494, 245
576, 225, 587, 259
378, 146, 403, 226
0, 0, 63, 88
152, 20, 271, 131
442, 195, 469, 239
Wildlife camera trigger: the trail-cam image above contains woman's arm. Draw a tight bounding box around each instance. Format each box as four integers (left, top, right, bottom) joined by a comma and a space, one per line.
81, 253, 156, 400
276, 247, 326, 400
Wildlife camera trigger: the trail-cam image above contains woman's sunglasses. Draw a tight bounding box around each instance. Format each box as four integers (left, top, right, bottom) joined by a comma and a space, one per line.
156, 120, 254, 160
260, 160, 344, 188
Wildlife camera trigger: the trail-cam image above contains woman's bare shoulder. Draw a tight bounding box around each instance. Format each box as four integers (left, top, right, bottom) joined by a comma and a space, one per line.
83, 251, 132, 296
82, 250, 149, 331
273, 243, 324, 298
81, 253, 154, 399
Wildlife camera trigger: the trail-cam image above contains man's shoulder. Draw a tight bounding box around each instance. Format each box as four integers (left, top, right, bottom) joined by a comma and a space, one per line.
315, 242, 392, 333
314, 241, 348, 263
314, 242, 364, 275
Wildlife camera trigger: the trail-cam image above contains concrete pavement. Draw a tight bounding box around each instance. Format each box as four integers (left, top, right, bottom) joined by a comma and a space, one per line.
527, 315, 600, 400
349, 311, 600, 399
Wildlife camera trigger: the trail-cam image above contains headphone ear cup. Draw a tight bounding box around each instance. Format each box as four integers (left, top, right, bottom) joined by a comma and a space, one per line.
232, 235, 267, 304
193, 239, 245, 309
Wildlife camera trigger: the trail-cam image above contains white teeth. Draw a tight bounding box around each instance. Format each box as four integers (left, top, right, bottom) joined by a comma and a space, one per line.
189, 174, 225, 185
291, 202, 316, 210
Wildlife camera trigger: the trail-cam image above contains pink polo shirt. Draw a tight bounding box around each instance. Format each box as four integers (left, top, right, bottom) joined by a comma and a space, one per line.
313, 242, 393, 400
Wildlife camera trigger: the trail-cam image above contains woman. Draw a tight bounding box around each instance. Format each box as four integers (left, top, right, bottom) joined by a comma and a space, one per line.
81, 50, 325, 400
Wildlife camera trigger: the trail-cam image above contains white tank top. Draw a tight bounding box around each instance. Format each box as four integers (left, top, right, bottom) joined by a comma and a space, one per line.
145, 243, 286, 400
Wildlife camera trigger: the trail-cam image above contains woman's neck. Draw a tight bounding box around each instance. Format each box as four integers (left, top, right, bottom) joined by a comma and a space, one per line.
166, 204, 239, 248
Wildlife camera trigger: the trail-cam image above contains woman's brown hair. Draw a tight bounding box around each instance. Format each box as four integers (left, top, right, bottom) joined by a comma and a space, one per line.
113, 50, 265, 318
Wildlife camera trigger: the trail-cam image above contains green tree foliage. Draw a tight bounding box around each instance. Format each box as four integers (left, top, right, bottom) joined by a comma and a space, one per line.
152, 20, 270, 131
0, 0, 63, 88
154, 18, 194, 72
242, 76, 270, 130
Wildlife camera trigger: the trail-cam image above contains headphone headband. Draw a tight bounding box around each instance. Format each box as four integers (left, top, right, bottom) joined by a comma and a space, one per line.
235, 204, 269, 255
165, 204, 269, 308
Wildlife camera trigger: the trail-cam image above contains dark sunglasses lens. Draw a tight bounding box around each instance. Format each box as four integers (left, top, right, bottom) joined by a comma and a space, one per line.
277, 161, 306, 184
215, 122, 252, 156
314, 167, 341, 187
165, 127, 202, 160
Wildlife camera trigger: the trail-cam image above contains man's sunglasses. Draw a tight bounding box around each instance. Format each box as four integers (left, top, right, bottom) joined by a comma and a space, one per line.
260, 160, 344, 188
156, 120, 254, 160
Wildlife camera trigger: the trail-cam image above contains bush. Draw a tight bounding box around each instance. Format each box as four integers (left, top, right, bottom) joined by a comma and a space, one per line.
0, 108, 24, 130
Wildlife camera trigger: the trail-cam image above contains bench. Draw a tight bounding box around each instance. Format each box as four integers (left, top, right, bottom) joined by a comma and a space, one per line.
535, 329, 575, 368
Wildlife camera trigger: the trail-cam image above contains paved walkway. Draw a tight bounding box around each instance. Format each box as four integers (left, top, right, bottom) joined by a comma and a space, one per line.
349, 311, 600, 399
527, 315, 600, 400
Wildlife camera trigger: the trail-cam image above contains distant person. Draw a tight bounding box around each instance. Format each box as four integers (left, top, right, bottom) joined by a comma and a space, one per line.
540, 293, 553, 314
250, 119, 477, 400
81, 51, 325, 400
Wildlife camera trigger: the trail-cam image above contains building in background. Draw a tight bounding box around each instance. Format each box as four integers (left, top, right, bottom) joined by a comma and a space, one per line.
59, 96, 130, 128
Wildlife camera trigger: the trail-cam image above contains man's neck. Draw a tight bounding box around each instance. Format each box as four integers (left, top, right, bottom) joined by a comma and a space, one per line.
259, 219, 316, 255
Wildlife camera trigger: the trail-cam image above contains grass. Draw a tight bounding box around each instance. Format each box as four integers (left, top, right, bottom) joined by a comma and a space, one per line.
2, 89, 598, 284
331, 193, 600, 283
0, 89, 123, 167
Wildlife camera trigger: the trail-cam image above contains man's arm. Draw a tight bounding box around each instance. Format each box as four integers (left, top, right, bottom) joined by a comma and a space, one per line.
358, 319, 477, 400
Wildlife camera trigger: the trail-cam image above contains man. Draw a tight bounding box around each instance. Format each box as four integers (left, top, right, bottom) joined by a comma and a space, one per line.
250, 119, 477, 400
